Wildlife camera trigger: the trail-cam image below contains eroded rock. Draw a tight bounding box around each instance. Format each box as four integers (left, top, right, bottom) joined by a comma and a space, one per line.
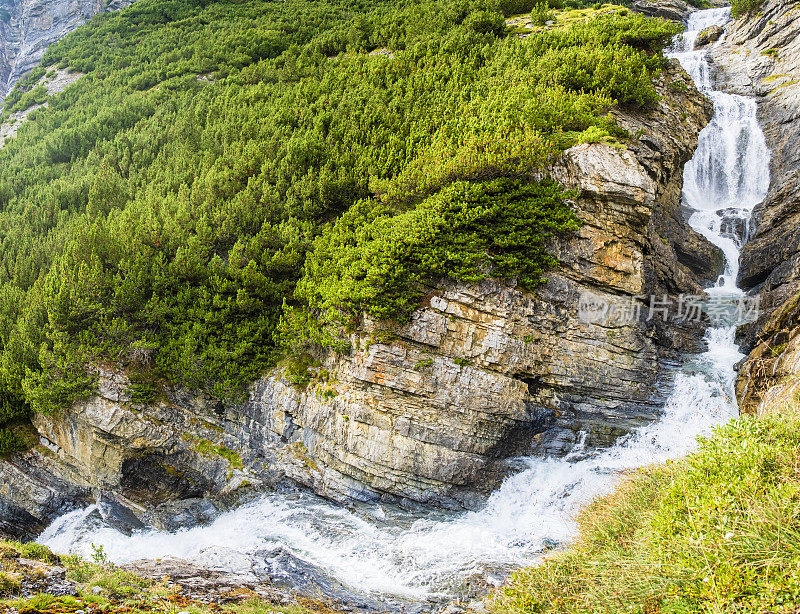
632, 0, 692, 22
0, 0, 136, 99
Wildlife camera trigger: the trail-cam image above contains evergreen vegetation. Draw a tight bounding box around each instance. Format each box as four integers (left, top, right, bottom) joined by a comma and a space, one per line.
0, 0, 679, 435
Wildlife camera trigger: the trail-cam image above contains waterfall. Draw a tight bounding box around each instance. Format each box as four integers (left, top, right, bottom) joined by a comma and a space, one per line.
670, 8, 770, 290
38, 9, 770, 608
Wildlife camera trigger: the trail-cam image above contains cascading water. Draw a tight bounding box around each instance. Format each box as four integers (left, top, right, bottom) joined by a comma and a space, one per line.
38, 8, 770, 608
670, 7, 770, 291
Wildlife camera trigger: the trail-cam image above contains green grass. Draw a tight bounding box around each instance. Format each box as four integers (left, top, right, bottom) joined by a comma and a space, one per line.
515, 3, 631, 33
0, 421, 39, 458
183, 434, 244, 469
731, 0, 763, 18
492, 409, 800, 614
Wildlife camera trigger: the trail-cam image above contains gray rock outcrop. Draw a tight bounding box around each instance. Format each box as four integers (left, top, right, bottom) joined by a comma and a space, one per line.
0, 0, 136, 99
632, 0, 693, 23
694, 24, 724, 48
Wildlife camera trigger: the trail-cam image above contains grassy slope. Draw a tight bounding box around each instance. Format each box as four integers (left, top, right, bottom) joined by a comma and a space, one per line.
492, 407, 800, 614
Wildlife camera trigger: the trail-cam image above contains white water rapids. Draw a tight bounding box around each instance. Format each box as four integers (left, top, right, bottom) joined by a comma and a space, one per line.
38, 8, 770, 608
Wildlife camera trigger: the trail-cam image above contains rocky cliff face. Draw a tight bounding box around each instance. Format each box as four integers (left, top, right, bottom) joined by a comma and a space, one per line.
0, 0, 135, 98
708, 0, 800, 412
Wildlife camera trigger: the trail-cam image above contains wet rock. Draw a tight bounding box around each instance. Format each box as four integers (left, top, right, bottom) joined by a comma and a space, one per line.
0, 450, 90, 539
257, 547, 331, 588
694, 24, 724, 48
736, 295, 800, 413
143, 498, 222, 532
632, 0, 692, 22
251, 546, 356, 600
120, 454, 215, 505
96, 492, 145, 536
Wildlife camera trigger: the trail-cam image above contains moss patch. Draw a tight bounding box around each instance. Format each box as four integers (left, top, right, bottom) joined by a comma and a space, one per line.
183, 434, 244, 469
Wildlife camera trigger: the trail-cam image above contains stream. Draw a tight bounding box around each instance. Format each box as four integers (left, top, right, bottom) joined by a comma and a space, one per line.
37, 7, 770, 610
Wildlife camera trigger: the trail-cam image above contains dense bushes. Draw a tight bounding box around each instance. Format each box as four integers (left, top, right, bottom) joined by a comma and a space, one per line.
493, 412, 800, 613
0, 0, 680, 424
288, 179, 580, 347
0, 428, 24, 458
731, 0, 762, 18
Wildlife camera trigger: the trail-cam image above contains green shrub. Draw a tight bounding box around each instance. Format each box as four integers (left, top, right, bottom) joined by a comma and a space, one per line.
464, 9, 507, 35
6, 84, 49, 115
13, 542, 59, 564
293, 178, 580, 343
495, 0, 539, 15
413, 358, 433, 370
128, 379, 159, 405
0, 428, 25, 458
281, 353, 319, 389
530, 2, 556, 25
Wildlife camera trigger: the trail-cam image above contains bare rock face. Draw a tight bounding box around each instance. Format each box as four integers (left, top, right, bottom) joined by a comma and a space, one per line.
735, 296, 800, 414
0, 0, 136, 99
0, 63, 719, 534
632, 0, 693, 23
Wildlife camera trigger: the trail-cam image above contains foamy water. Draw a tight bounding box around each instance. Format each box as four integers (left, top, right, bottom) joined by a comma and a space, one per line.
39, 8, 769, 606
670, 7, 770, 290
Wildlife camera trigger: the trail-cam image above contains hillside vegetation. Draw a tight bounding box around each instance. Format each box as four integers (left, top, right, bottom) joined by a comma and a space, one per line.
0, 0, 680, 449
492, 408, 800, 614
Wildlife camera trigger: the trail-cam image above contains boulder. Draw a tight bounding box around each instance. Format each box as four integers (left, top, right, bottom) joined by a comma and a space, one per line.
694, 24, 724, 48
